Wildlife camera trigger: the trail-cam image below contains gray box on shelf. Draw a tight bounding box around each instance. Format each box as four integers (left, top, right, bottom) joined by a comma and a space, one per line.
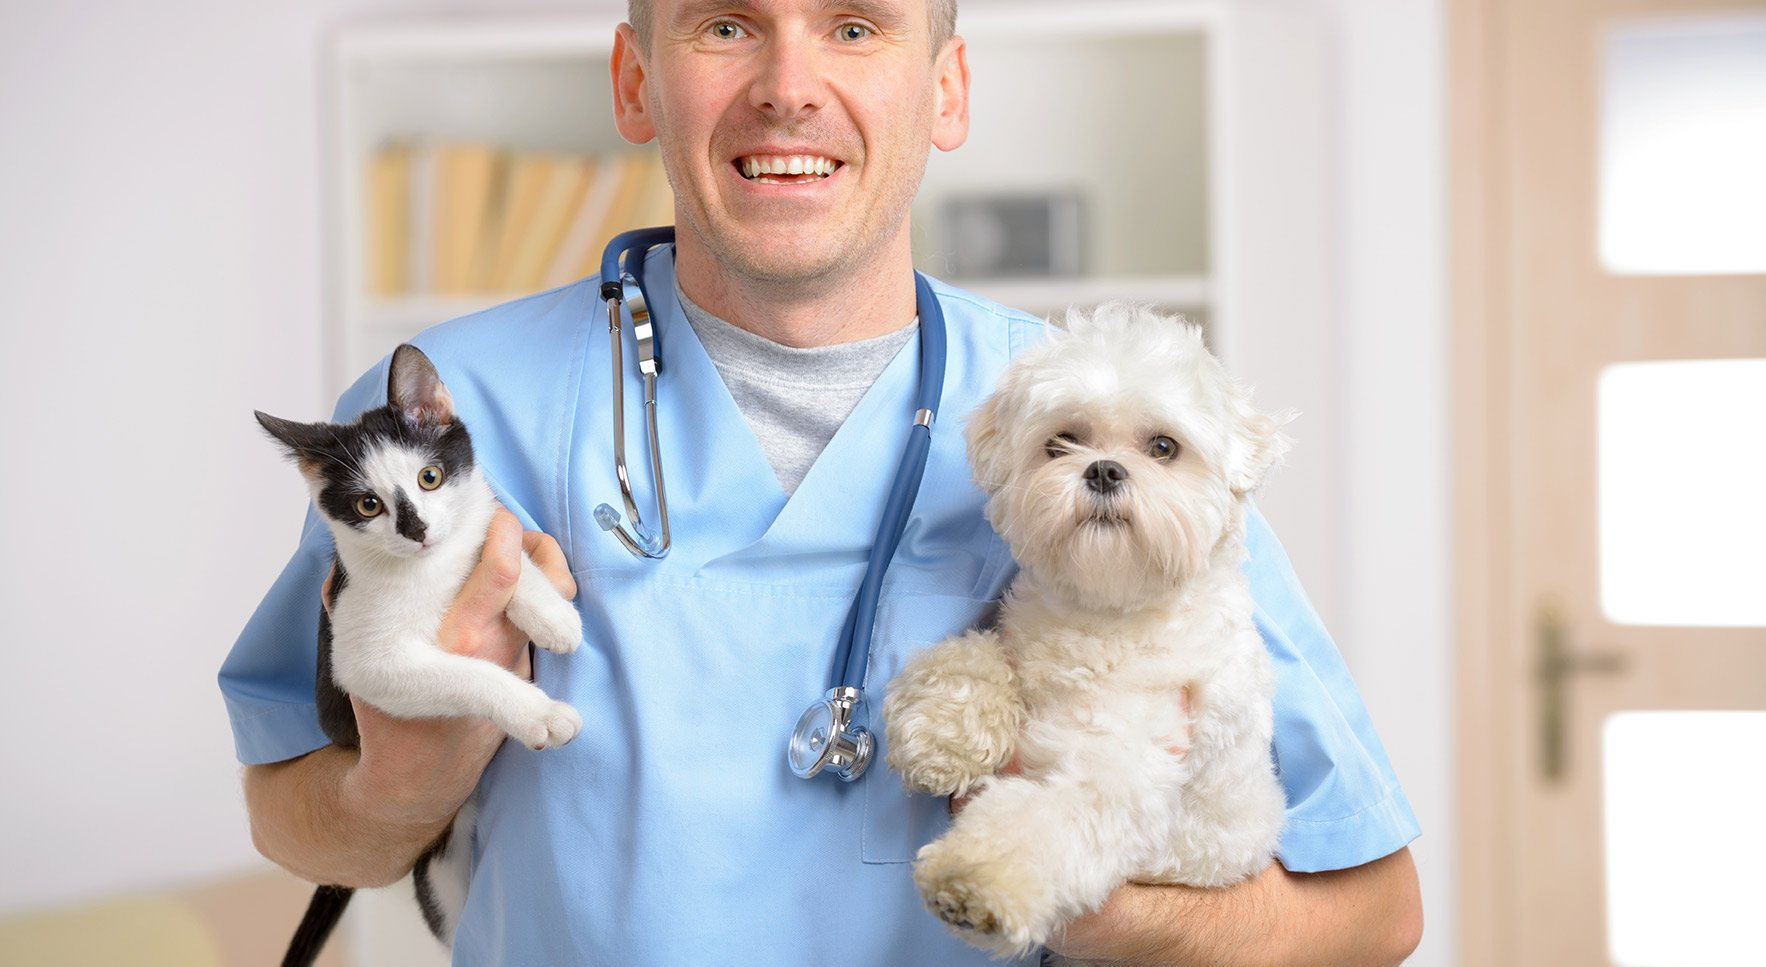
941, 191, 1086, 278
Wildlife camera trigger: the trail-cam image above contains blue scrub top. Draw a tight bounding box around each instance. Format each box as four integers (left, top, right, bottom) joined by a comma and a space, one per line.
221, 248, 1418, 965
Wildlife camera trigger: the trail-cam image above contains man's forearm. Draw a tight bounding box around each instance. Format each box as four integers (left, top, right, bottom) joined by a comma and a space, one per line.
1051, 847, 1423, 967
244, 745, 454, 888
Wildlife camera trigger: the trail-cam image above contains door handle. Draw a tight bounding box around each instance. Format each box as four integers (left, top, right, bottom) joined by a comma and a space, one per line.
1536, 599, 1627, 783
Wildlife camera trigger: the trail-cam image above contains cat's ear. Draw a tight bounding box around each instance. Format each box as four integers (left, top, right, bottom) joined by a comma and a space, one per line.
387, 344, 456, 427
255, 411, 331, 480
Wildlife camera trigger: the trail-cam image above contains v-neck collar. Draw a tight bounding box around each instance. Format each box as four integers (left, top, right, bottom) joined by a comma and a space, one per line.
637, 247, 925, 576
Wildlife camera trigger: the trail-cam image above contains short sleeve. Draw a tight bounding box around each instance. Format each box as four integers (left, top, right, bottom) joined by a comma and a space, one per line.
217, 358, 390, 765
1246, 504, 1420, 872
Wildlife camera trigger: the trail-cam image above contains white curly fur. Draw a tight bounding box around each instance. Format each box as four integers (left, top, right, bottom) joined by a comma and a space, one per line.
882, 304, 1293, 960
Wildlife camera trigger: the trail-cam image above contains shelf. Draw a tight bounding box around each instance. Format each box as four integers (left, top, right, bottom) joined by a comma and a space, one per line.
951, 275, 1211, 316
348, 274, 1209, 343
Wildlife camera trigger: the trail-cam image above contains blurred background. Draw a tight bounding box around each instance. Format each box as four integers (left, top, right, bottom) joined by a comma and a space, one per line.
1, 0, 1760, 964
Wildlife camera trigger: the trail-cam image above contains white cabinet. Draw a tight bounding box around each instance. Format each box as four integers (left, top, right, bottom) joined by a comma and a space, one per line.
324, 1, 1328, 402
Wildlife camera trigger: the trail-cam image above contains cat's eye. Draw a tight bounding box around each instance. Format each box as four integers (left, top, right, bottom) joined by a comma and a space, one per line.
354, 494, 383, 518
1148, 436, 1181, 462
418, 465, 444, 491
1045, 432, 1081, 459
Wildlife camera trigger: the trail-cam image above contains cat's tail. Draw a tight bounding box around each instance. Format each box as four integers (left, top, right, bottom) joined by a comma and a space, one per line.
281, 884, 354, 967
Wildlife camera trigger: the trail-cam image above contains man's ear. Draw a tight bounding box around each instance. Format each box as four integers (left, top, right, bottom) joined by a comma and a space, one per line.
931, 36, 970, 152
611, 22, 656, 145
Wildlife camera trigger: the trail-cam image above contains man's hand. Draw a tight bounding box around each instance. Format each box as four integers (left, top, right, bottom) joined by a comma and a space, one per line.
1044, 847, 1422, 967
245, 507, 580, 887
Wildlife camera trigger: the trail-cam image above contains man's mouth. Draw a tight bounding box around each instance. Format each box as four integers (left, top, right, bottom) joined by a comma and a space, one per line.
737, 154, 841, 184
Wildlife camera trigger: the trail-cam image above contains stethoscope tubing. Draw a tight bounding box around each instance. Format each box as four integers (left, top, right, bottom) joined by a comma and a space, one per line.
837, 271, 947, 692
600, 228, 947, 782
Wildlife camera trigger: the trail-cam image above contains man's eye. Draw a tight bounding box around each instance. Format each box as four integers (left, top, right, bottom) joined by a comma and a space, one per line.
836, 23, 871, 41
708, 20, 746, 40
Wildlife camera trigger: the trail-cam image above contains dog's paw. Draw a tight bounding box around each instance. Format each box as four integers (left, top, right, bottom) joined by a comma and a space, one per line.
501, 697, 583, 750
882, 632, 1022, 795
890, 747, 990, 799
510, 595, 583, 655
913, 839, 1045, 957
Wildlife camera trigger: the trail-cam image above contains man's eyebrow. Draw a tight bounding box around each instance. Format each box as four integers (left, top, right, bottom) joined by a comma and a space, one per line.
812, 0, 911, 29
667, 0, 760, 28
667, 0, 912, 30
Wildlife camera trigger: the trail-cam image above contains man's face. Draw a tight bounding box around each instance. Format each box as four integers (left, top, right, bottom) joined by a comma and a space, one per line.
612, 0, 969, 291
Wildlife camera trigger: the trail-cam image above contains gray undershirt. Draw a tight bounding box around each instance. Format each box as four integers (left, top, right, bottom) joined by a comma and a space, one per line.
676, 283, 917, 496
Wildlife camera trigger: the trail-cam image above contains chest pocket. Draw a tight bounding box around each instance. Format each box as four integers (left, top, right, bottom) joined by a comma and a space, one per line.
859, 592, 998, 864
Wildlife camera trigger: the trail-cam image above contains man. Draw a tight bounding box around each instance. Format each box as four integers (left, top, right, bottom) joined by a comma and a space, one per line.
224, 0, 1424, 963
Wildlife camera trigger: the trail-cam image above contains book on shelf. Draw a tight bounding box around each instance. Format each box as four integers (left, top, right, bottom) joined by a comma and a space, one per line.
364, 140, 675, 303
366, 144, 411, 297
435, 142, 503, 296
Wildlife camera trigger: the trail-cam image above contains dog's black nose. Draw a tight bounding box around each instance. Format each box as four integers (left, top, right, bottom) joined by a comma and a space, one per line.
1084, 460, 1128, 494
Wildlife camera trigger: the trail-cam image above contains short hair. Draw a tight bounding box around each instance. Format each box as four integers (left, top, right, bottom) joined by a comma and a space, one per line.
627, 0, 957, 56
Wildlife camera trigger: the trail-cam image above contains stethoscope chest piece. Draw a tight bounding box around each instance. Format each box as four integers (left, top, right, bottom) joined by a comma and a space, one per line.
788, 686, 872, 781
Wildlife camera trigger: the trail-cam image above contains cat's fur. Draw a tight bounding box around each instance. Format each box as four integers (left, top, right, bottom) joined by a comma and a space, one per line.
257, 344, 584, 966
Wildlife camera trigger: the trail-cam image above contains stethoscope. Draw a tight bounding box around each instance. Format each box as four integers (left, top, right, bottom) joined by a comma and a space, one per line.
596, 227, 947, 783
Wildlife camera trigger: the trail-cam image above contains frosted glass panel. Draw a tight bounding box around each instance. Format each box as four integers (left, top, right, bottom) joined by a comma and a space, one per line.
1604, 712, 1766, 967
1599, 15, 1766, 274
1599, 361, 1766, 626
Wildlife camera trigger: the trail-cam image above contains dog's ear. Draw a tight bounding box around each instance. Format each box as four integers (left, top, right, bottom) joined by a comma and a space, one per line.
1225, 395, 1296, 496
964, 389, 1014, 495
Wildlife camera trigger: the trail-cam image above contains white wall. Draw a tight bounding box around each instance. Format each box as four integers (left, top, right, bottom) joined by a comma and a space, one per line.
1306, 1, 1453, 965
0, 3, 1453, 965
0, 0, 610, 916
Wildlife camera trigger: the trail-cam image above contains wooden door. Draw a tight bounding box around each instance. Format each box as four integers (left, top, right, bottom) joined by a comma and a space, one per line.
1454, 0, 1766, 965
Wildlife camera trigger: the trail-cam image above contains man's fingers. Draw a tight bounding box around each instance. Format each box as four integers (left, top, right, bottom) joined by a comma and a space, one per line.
454, 509, 525, 620
522, 528, 577, 600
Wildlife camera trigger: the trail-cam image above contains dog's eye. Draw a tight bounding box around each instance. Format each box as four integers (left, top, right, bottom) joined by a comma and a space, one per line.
1148, 436, 1181, 462
1045, 433, 1080, 459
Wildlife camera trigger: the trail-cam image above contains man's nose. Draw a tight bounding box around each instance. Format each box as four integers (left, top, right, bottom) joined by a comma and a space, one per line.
1084, 460, 1128, 495
749, 33, 824, 120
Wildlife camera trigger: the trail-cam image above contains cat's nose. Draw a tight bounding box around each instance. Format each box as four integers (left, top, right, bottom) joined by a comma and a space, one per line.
1084, 460, 1128, 495
397, 512, 427, 544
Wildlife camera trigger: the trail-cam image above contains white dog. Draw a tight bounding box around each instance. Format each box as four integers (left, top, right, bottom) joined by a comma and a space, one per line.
881, 304, 1292, 960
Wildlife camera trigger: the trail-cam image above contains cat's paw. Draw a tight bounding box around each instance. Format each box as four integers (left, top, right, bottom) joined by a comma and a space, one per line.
510, 595, 583, 655
503, 698, 582, 750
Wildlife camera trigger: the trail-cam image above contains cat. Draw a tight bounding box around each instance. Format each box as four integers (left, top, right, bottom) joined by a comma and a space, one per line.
256, 343, 584, 967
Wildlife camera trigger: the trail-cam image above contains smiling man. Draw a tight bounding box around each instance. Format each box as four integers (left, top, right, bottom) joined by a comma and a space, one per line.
223, 1, 1423, 964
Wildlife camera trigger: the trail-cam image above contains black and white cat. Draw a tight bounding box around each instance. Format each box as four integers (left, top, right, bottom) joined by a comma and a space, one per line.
256, 344, 583, 966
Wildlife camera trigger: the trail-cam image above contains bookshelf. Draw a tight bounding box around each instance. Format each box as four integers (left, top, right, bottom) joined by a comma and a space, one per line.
324, 3, 1327, 398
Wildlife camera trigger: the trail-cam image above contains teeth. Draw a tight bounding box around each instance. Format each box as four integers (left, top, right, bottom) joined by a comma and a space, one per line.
739, 154, 838, 181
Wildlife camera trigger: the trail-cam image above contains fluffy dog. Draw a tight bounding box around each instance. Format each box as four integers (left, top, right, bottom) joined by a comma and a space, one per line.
881, 304, 1292, 960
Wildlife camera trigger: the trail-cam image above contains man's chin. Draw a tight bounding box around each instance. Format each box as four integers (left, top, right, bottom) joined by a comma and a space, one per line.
705, 230, 860, 288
